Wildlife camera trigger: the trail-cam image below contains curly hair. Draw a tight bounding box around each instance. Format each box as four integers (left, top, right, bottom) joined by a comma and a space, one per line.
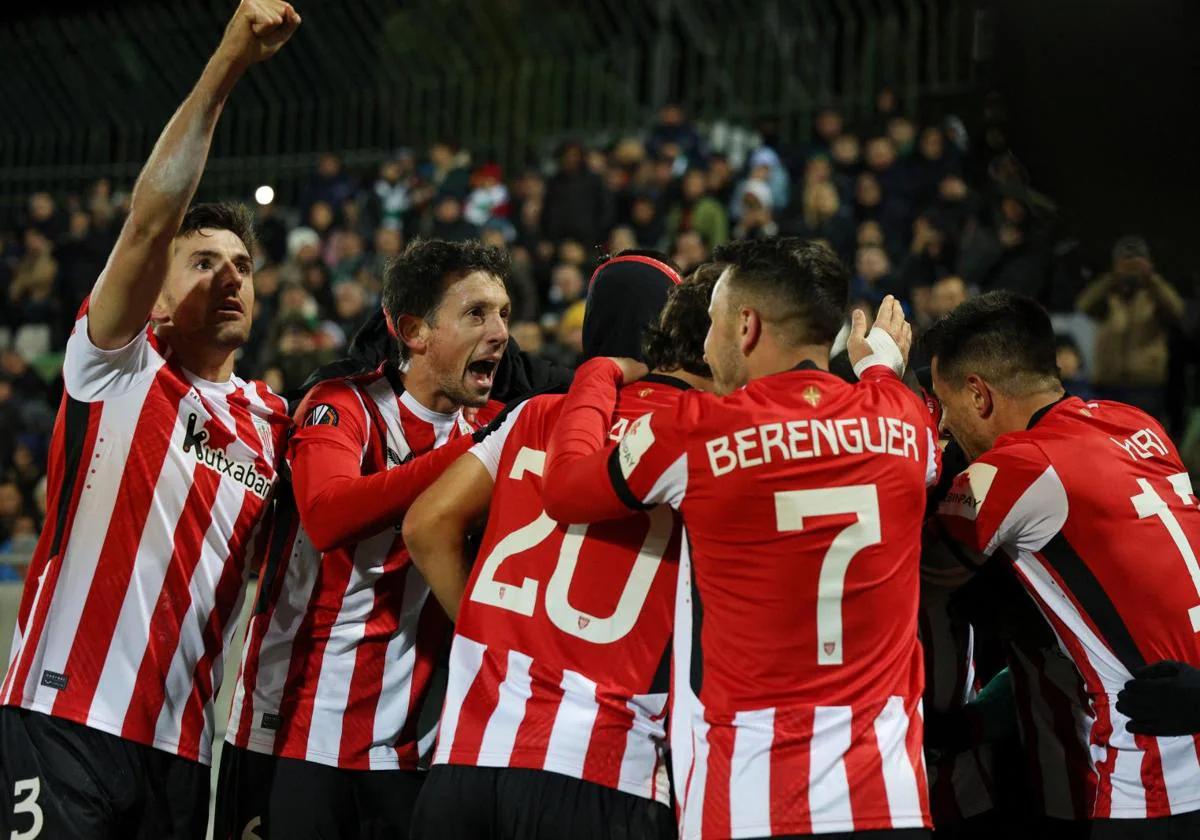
177, 202, 258, 254
642, 262, 720, 377
382, 238, 511, 359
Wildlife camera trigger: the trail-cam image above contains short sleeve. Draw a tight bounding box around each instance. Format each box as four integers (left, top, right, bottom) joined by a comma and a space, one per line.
287, 379, 373, 468
469, 399, 530, 480
610, 405, 690, 511
62, 313, 160, 401
937, 441, 1066, 559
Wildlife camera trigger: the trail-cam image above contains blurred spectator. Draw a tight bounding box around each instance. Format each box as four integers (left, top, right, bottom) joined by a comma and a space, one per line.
886, 117, 918, 160
912, 126, 961, 207
665, 168, 729, 251
368, 152, 416, 232
0, 482, 22, 545
733, 147, 790, 215
263, 316, 337, 394
732, 182, 779, 241
427, 195, 478, 243
1055, 333, 1096, 401
55, 209, 110, 325
0, 378, 21, 469
425, 139, 472, 199
331, 231, 367, 285
899, 214, 958, 292
928, 274, 968, 320
672, 231, 710, 275
371, 227, 404, 277
464, 163, 511, 227
647, 103, 703, 169
706, 154, 737, 208
28, 192, 65, 241
509, 321, 545, 357
1076, 236, 1184, 419
851, 245, 903, 309
607, 227, 637, 256
10, 229, 58, 326
542, 141, 614, 248
792, 182, 854, 258
544, 263, 586, 325
630, 195, 665, 249
303, 153, 356, 219
830, 135, 862, 184
854, 172, 908, 252
332, 280, 372, 347
542, 300, 585, 368
87, 180, 117, 231
959, 185, 1051, 299
808, 107, 844, 159
255, 203, 290, 266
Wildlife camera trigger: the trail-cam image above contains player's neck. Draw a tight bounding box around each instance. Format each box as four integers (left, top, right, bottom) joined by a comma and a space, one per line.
1002, 388, 1067, 435
648, 368, 713, 393
167, 338, 236, 383
747, 343, 830, 382
397, 362, 460, 415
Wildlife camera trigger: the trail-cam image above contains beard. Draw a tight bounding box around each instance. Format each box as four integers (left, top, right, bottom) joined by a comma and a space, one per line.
436, 368, 492, 409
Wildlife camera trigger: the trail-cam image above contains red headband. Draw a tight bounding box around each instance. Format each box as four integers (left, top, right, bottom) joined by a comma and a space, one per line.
588, 254, 682, 290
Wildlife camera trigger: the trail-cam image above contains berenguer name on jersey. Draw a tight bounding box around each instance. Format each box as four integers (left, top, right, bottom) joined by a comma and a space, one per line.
706, 416, 921, 477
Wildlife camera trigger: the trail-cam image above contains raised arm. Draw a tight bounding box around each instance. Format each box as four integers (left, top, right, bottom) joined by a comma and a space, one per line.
87, 0, 300, 349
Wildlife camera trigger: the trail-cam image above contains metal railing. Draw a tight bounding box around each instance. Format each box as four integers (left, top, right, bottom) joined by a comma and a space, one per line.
0, 0, 978, 206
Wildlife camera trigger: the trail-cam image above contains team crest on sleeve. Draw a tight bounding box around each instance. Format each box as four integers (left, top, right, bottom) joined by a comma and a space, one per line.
304, 403, 340, 428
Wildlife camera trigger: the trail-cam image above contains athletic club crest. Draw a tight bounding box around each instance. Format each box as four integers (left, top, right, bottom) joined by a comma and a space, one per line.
803, 386, 822, 407
253, 417, 275, 464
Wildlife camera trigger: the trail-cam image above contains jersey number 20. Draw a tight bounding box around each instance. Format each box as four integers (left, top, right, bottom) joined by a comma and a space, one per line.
470, 447, 672, 644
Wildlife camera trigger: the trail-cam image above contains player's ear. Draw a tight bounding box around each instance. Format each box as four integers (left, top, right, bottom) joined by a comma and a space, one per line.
740, 307, 761, 356
967, 375, 994, 419
397, 314, 430, 357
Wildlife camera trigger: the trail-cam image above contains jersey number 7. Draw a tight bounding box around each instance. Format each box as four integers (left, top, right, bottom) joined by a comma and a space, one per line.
775, 485, 882, 666
469, 447, 672, 645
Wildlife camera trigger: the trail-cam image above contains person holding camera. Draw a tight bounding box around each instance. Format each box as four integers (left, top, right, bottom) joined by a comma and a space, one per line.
1076, 236, 1184, 420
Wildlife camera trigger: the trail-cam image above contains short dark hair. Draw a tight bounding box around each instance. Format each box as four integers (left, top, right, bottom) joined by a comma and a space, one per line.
709, 237, 847, 346
177, 202, 257, 255
382, 238, 510, 359
642, 262, 719, 377
922, 290, 1061, 394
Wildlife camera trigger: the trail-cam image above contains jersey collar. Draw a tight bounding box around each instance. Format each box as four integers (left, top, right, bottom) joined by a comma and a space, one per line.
1026, 393, 1072, 429
641, 373, 692, 391
790, 360, 821, 372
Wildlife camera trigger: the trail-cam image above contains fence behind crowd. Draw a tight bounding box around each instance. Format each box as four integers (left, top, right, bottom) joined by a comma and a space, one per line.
0, 0, 981, 208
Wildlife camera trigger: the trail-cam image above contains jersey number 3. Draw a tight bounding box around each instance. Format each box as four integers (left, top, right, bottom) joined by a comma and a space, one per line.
775, 485, 882, 666
470, 447, 672, 644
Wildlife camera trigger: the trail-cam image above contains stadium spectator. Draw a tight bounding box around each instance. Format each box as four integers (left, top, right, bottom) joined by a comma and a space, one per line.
664, 167, 729, 250
302, 152, 356, 219
368, 151, 416, 232
542, 140, 614, 248
1055, 332, 1096, 401
672, 229, 709, 274
1076, 236, 1184, 420
629, 193, 666, 249
731, 180, 778, 240
792, 180, 855, 258
647, 102, 704, 166
959, 186, 1051, 299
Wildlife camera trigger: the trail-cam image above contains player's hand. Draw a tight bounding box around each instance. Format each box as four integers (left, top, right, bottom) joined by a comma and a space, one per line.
608, 357, 649, 385
220, 0, 301, 66
1117, 660, 1200, 736
846, 295, 912, 372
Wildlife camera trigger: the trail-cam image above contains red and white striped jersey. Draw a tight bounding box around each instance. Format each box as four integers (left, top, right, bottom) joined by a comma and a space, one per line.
543, 359, 941, 839
1, 310, 289, 764
917, 577, 995, 827
226, 369, 485, 770
435, 375, 692, 805
1008, 637, 1095, 820
938, 396, 1200, 819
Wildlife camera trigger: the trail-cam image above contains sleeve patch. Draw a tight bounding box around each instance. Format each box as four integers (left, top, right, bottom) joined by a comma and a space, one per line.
939, 461, 998, 521
303, 404, 340, 428
618, 413, 656, 479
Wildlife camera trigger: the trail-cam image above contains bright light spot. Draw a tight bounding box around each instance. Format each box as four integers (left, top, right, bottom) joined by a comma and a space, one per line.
254, 185, 275, 206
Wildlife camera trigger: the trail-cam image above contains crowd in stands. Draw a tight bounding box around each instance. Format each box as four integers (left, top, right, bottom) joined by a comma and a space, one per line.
2, 87, 1198, 571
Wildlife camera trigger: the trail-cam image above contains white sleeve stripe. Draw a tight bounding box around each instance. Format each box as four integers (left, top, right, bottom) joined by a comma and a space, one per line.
985, 466, 1068, 557
468, 400, 529, 481
644, 453, 688, 510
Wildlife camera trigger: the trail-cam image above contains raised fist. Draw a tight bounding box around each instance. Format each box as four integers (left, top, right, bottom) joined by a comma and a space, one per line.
221, 0, 301, 65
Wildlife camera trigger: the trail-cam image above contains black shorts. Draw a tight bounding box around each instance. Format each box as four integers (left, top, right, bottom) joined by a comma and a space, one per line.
213, 744, 277, 840
0, 706, 209, 840
410, 763, 677, 840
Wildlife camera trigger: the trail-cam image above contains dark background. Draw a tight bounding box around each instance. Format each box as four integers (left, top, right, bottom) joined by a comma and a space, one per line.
991, 0, 1198, 286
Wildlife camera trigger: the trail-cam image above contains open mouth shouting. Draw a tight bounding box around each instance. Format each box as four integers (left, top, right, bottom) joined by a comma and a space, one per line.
466, 356, 501, 392
215, 298, 245, 319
